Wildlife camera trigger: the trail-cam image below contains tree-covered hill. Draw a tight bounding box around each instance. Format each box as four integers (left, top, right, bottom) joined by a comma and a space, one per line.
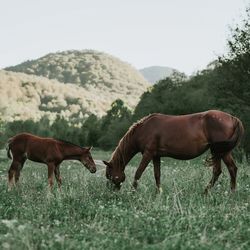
0, 68, 147, 122
5, 50, 149, 89
1, 50, 150, 121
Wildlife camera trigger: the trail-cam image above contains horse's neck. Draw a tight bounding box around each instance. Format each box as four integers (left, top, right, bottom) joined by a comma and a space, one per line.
59, 143, 83, 160
111, 140, 137, 171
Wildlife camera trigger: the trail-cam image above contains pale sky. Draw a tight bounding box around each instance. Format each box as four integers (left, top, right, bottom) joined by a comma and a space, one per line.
0, 0, 248, 75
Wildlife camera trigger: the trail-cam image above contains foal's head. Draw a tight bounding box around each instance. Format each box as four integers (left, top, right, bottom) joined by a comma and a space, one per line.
103, 160, 125, 190
80, 147, 96, 173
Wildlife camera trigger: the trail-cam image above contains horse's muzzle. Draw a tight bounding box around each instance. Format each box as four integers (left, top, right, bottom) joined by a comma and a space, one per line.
106, 180, 121, 190
84, 163, 96, 173
89, 167, 96, 173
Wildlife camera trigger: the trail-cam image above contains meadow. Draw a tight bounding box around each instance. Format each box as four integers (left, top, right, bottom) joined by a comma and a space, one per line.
0, 149, 249, 250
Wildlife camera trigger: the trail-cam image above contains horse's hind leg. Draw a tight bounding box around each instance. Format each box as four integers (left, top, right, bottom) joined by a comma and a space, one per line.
153, 156, 162, 193
54, 164, 62, 190
204, 156, 222, 194
8, 160, 20, 190
15, 158, 26, 183
222, 153, 237, 192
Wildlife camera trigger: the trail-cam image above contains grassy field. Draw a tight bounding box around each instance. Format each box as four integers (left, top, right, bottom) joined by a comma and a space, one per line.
0, 149, 249, 250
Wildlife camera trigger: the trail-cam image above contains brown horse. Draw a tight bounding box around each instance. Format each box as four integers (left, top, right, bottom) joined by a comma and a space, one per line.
103, 110, 244, 193
6, 133, 96, 190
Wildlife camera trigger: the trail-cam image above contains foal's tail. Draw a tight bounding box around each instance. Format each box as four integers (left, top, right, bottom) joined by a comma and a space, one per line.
210, 118, 244, 155
6, 138, 13, 159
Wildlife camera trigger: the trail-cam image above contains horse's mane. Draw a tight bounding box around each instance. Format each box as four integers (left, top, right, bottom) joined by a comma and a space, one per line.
110, 114, 156, 164
56, 138, 83, 149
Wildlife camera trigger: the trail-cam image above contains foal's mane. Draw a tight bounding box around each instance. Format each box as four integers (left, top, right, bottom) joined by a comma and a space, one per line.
110, 114, 156, 164
56, 139, 83, 149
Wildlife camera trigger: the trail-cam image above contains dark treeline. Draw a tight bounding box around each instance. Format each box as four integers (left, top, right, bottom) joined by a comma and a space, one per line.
0, 99, 132, 151
1, 8, 249, 159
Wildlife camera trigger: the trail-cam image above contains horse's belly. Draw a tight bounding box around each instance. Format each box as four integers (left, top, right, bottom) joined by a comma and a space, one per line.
26, 151, 47, 163
158, 142, 209, 160
27, 155, 45, 163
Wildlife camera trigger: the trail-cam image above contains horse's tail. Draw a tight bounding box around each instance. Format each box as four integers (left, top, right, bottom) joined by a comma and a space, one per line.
210, 118, 244, 155
6, 138, 13, 159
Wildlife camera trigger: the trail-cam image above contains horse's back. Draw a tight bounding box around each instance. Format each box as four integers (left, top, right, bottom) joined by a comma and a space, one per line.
8, 133, 58, 161
135, 112, 208, 158
138, 110, 236, 139
11, 133, 57, 144
137, 112, 206, 137
134, 110, 241, 159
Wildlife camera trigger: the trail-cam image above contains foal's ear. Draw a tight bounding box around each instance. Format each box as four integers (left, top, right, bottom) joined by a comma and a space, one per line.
103, 160, 111, 168
84, 146, 92, 152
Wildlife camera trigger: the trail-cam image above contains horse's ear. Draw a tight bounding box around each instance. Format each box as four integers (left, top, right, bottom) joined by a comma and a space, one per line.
103, 160, 111, 168
83, 146, 92, 152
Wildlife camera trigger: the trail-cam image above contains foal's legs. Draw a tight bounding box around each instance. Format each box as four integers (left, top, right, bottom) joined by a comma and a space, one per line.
204, 156, 222, 194
133, 150, 153, 189
47, 163, 55, 189
8, 160, 20, 190
153, 156, 162, 193
222, 153, 238, 192
54, 164, 62, 189
14, 158, 26, 183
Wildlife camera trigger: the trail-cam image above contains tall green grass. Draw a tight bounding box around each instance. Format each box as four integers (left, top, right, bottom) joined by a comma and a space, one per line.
0, 150, 249, 250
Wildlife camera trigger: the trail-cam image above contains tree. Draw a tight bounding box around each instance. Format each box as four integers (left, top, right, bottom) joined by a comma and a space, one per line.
215, 7, 250, 159
81, 114, 101, 147
99, 99, 132, 149
0, 118, 6, 148
216, 7, 250, 108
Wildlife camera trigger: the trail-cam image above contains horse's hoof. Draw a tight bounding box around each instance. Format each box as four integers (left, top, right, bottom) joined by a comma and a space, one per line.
114, 183, 121, 191
203, 189, 209, 196
158, 187, 163, 194
132, 181, 138, 190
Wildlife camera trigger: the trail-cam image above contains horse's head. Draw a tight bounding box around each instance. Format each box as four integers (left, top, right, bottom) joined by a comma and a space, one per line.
103, 160, 125, 190
80, 147, 96, 173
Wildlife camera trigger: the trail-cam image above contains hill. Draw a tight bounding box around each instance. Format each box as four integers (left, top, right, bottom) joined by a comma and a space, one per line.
5, 50, 149, 88
140, 66, 176, 84
0, 69, 147, 122
1, 50, 150, 121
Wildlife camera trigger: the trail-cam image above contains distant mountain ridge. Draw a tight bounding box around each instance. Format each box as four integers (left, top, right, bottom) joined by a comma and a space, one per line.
140, 66, 176, 84
1, 50, 150, 121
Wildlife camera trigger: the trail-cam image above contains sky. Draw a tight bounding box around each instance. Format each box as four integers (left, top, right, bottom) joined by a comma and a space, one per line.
0, 0, 248, 75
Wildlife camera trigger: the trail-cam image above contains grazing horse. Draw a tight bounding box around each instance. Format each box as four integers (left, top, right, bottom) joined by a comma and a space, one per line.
103, 110, 244, 193
6, 133, 96, 190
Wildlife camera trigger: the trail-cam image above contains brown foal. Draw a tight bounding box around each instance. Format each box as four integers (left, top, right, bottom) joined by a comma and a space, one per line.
6, 133, 96, 190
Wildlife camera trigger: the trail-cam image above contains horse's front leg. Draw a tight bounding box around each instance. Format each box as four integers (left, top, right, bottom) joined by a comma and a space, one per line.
133, 150, 153, 189
47, 163, 55, 189
153, 156, 162, 193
